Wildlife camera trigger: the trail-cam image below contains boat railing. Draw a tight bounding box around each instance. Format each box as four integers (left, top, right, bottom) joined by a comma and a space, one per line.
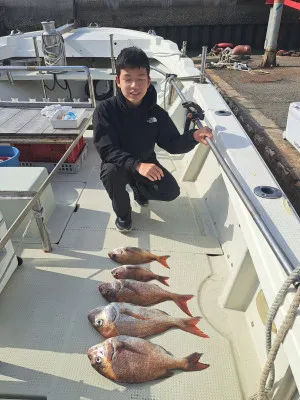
154, 67, 300, 396
151, 64, 300, 283
0, 65, 96, 108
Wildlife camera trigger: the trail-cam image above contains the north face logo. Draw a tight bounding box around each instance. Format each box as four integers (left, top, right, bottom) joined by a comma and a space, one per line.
147, 117, 157, 124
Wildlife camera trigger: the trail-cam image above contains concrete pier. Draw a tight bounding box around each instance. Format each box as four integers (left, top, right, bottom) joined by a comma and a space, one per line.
204, 55, 300, 216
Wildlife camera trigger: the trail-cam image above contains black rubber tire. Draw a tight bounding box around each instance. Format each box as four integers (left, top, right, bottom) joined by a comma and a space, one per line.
85, 80, 113, 101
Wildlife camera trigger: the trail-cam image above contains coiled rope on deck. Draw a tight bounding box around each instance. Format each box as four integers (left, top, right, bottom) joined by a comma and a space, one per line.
249, 266, 300, 400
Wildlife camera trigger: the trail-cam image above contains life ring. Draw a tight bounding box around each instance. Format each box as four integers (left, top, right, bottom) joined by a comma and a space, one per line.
217, 42, 233, 49
85, 80, 113, 101
231, 45, 252, 55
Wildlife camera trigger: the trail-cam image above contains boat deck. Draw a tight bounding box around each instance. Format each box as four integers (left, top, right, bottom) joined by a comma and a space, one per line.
0, 131, 256, 399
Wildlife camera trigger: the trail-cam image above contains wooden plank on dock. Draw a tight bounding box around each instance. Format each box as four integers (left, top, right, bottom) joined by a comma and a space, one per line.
0, 136, 74, 144
43, 124, 55, 134
0, 109, 40, 134
0, 108, 22, 127
19, 113, 52, 134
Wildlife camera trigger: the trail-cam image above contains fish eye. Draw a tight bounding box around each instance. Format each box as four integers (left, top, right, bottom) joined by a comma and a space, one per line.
96, 357, 102, 364
96, 319, 103, 326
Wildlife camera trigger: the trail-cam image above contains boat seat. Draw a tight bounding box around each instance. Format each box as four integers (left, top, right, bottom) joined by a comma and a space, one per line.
0, 167, 56, 240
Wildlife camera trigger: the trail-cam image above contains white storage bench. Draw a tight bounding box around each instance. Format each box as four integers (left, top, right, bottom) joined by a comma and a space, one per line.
0, 167, 56, 240
0, 211, 18, 294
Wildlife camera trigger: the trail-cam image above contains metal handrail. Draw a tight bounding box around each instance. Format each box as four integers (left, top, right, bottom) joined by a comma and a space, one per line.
109, 34, 117, 96
0, 65, 96, 107
151, 65, 299, 281
200, 46, 208, 83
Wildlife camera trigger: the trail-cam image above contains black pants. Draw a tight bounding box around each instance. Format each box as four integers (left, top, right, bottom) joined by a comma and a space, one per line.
100, 162, 180, 218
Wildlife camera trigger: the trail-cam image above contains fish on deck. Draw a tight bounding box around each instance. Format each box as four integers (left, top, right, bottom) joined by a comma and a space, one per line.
98, 279, 194, 316
88, 302, 209, 338
111, 265, 169, 286
108, 247, 170, 268
88, 335, 209, 383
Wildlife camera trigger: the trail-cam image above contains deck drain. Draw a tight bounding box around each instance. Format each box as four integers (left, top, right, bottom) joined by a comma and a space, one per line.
215, 110, 232, 116
254, 186, 282, 199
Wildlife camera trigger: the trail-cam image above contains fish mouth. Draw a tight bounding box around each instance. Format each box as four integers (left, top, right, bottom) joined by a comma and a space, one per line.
98, 281, 107, 295
111, 269, 120, 279
108, 252, 117, 261
87, 307, 103, 325
87, 344, 99, 361
88, 344, 107, 367
98, 281, 117, 302
98, 281, 107, 290
87, 347, 93, 360
87, 312, 94, 324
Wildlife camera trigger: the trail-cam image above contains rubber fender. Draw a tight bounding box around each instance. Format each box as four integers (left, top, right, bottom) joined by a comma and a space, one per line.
231, 45, 252, 55
217, 42, 233, 49
277, 49, 286, 56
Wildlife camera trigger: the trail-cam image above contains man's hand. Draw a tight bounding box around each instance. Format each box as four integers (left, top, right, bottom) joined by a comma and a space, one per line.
193, 126, 213, 145
136, 163, 164, 181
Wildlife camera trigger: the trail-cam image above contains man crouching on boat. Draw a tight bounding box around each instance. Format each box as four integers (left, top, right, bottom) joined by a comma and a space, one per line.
93, 46, 213, 233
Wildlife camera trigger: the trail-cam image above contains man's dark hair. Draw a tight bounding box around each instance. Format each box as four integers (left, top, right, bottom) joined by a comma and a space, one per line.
116, 47, 150, 77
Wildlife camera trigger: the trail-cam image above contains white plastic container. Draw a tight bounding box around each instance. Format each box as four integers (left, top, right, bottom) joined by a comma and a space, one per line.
283, 102, 300, 153
50, 108, 86, 129
0, 211, 18, 294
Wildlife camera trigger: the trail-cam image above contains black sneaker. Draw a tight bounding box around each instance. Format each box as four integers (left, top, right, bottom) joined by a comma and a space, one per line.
130, 183, 149, 207
115, 215, 132, 233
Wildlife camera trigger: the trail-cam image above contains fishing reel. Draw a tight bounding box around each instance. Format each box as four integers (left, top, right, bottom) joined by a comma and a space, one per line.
164, 73, 205, 128
183, 101, 205, 131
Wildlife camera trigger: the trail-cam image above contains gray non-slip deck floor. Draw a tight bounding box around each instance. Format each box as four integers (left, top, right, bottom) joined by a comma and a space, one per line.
0, 134, 243, 400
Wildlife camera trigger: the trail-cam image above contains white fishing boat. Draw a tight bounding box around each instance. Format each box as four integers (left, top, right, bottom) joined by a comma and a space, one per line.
0, 21, 300, 400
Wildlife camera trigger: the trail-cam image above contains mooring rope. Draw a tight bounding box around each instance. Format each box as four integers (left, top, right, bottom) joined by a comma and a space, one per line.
249, 267, 300, 400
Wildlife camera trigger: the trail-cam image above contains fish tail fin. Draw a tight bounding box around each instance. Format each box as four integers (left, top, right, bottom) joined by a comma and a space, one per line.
181, 317, 209, 338
156, 255, 170, 269
174, 294, 194, 316
156, 275, 170, 287
184, 353, 210, 371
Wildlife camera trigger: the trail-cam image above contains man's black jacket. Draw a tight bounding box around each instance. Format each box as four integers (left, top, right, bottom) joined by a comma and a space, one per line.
93, 84, 198, 173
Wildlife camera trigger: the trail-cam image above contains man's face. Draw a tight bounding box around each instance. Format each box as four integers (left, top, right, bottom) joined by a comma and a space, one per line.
116, 67, 151, 106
